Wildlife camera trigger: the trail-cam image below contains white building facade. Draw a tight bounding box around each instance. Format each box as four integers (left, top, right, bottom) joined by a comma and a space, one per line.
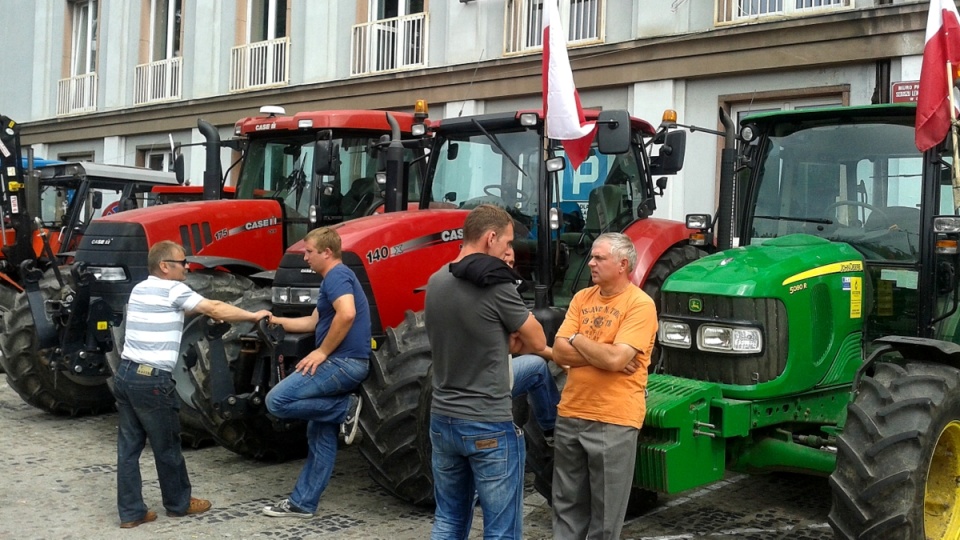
0, 0, 928, 221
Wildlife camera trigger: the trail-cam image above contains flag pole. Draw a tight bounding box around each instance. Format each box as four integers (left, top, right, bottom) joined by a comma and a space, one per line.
948, 61, 960, 212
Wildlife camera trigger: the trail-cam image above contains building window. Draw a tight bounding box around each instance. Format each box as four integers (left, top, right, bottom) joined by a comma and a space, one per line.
351, 0, 428, 76
58, 0, 99, 115
230, 0, 290, 91
134, 0, 183, 105
717, 0, 851, 24
505, 0, 603, 55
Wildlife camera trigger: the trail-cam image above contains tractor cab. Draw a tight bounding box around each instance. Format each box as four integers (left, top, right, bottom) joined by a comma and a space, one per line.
234, 108, 429, 247
422, 109, 685, 311
735, 103, 953, 344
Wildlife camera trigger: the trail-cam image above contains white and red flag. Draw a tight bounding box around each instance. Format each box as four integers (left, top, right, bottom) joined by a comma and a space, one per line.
542, 0, 596, 170
916, 0, 960, 151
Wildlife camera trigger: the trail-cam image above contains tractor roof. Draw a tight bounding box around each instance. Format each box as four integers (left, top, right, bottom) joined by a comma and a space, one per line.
236, 110, 421, 136
434, 109, 656, 136
37, 162, 180, 186
740, 102, 917, 127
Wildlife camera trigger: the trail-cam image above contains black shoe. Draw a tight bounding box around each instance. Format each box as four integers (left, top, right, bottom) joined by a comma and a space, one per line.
262, 498, 312, 519
340, 394, 362, 445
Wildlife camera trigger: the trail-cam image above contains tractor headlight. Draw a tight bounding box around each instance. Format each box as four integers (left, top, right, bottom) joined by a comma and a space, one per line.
88, 266, 128, 282
290, 287, 319, 305
272, 286, 319, 305
658, 320, 692, 349
272, 287, 290, 304
698, 325, 762, 354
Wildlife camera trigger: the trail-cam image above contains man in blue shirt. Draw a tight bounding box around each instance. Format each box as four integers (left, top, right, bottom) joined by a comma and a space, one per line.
261, 227, 372, 518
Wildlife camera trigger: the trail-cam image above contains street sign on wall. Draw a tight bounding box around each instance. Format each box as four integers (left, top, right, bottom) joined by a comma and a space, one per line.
891, 81, 920, 103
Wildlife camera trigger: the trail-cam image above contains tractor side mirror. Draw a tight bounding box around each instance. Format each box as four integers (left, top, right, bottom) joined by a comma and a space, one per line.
447, 143, 459, 161
650, 130, 687, 175
91, 191, 103, 210
314, 139, 339, 177
596, 110, 631, 155
174, 154, 185, 185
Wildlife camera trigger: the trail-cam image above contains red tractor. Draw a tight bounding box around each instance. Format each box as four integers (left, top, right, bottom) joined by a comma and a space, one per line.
176, 108, 706, 507
0, 107, 428, 421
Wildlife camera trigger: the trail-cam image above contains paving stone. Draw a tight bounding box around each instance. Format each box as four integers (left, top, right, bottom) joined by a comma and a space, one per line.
0, 381, 832, 539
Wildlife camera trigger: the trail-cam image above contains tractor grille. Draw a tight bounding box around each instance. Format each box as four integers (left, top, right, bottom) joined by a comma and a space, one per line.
76, 222, 149, 312
659, 292, 788, 385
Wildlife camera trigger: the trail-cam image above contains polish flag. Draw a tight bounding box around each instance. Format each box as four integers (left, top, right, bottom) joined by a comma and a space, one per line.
542, 0, 596, 170
916, 0, 960, 151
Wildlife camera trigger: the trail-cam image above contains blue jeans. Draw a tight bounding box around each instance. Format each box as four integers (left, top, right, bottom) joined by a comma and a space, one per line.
265, 355, 369, 512
114, 360, 192, 522
511, 355, 559, 432
430, 413, 525, 540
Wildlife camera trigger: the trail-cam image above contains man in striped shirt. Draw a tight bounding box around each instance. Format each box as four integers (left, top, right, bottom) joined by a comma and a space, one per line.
115, 240, 270, 529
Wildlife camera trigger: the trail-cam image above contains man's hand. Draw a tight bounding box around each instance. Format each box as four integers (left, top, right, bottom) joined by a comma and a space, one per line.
295, 350, 328, 376
252, 310, 272, 323
621, 358, 641, 375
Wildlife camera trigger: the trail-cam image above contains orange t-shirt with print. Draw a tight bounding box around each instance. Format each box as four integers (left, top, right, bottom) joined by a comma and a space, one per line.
556, 284, 657, 429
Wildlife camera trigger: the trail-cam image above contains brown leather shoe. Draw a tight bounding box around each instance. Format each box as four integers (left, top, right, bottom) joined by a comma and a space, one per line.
119, 509, 157, 529
167, 497, 212, 517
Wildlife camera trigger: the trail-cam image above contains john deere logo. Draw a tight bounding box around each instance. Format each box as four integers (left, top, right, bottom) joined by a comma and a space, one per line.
689, 298, 703, 313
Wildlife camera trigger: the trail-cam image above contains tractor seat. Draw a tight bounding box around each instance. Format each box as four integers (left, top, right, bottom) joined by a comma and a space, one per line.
341, 177, 379, 219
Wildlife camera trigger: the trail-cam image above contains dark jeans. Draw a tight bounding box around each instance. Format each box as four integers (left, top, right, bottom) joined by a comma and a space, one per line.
114, 360, 192, 522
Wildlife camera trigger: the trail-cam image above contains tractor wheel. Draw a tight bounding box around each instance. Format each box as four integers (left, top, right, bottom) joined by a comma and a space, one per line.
0, 283, 18, 374
0, 270, 115, 415
184, 285, 307, 460
829, 361, 960, 539
358, 310, 435, 507
642, 245, 706, 372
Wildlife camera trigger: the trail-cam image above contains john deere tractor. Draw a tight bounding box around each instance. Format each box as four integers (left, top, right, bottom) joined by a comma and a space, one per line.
648, 102, 960, 539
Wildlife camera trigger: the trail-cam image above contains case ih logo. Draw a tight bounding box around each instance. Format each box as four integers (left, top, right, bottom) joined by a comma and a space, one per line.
90, 238, 113, 245
254, 122, 277, 131
245, 217, 278, 230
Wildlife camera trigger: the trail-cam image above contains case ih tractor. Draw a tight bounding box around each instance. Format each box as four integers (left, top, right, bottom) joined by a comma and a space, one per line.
640, 102, 960, 539
0, 108, 427, 419
177, 107, 706, 506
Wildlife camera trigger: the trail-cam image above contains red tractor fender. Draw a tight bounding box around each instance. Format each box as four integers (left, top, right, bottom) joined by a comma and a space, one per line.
624, 217, 698, 287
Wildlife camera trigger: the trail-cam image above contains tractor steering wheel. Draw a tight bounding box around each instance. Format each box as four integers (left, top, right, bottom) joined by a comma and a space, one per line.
483, 184, 530, 205
823, 200, 890, 228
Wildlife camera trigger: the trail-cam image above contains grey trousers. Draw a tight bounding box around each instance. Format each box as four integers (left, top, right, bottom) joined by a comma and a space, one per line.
552, 416, 640, 540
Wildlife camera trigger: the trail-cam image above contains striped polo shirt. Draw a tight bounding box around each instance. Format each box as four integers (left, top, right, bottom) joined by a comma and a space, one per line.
121, 275, 203, 372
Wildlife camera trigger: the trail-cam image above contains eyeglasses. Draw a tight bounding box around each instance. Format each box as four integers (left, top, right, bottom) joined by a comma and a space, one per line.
163, 259, 188, 266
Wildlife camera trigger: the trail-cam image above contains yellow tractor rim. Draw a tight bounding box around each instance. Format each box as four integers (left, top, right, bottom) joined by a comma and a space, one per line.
925, 420, 960, 539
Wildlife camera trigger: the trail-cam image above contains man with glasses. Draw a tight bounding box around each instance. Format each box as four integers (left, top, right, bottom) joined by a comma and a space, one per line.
115, 240, 270, 529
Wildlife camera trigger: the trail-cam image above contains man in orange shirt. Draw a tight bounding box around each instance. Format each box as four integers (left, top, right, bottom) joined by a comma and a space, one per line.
550, 232, 656, 540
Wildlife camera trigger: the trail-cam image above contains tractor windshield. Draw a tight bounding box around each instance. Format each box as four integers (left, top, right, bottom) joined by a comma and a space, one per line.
428, 119, 651, 307
747, 117, 922, 262
237, 134, 424, 238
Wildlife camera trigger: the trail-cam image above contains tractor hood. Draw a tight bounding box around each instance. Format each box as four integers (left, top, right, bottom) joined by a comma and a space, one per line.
663, 234, 864, 298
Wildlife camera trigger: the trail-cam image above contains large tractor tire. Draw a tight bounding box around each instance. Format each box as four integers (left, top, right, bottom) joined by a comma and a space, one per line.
0, 283, 18, 374
358, 310, 435, 507
0, 270, 114, 415
829, 361, 960, 539
183, 285, 307, 460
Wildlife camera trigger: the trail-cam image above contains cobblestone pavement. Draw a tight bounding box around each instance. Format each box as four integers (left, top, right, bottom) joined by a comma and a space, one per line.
0, 381, 833, 539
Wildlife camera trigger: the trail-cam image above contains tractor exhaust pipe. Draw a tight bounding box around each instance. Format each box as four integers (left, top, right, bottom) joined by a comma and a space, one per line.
383, 112, 406, 213
198, 119, 223, 201
716, 108, 736, 250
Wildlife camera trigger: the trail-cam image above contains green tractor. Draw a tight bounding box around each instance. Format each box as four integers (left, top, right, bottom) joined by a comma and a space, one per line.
648, 103, 960, 539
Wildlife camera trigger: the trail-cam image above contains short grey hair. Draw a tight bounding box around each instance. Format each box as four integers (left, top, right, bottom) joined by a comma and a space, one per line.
594, 232, 637, 273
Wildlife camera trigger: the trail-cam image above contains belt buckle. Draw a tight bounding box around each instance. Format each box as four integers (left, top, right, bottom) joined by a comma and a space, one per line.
136, 364, 154, 376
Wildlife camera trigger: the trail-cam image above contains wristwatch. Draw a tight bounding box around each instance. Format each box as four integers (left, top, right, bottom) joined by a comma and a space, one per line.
568, 333, 579, 345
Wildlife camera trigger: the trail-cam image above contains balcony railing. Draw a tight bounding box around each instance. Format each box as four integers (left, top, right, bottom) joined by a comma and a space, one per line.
716, 0, 852, 25
56, 73, 98, 116
505, 0, 602, 55
134, 57, 183, 105
230, 37, 289, 92
351, 13, 428, 76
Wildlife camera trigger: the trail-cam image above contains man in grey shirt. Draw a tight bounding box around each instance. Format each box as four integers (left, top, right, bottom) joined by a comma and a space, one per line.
425, 204, 546, 540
